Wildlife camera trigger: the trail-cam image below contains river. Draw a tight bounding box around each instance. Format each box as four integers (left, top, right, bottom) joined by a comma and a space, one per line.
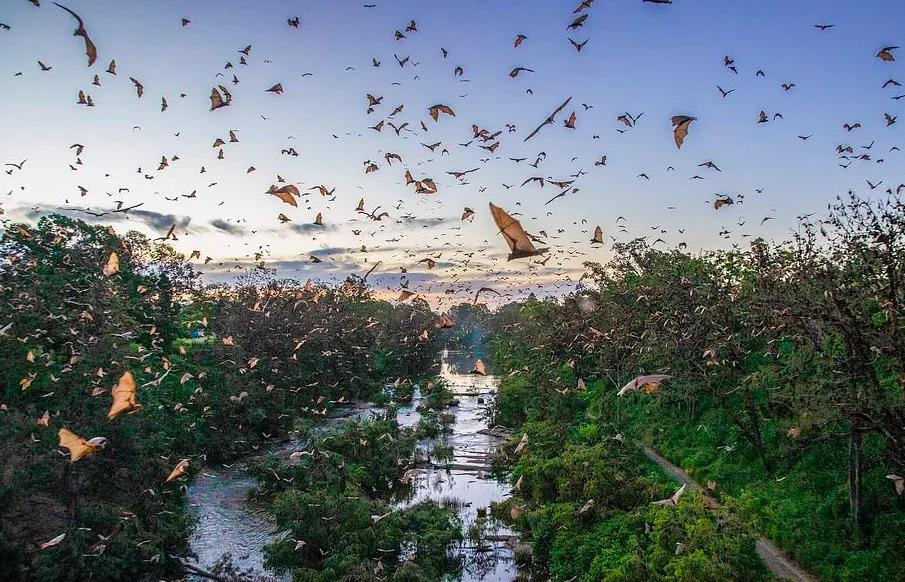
186, 349, 519, 581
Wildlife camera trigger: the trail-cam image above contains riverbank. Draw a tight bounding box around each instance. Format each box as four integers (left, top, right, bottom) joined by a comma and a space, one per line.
483, 363, 904, 581
186, 350, 522, 581
618, 391, 903, 581
640, 446, 815, 582
0, 219, 453, 582
487, 370, 772, 582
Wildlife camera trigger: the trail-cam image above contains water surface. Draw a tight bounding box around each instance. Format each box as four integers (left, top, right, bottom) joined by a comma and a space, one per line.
187, 349, 517, 581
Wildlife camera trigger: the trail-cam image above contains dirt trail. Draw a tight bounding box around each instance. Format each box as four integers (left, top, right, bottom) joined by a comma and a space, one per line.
642, 447, 817, 582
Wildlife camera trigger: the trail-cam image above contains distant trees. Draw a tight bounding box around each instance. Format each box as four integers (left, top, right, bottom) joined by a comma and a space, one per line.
446, 302, 492, 353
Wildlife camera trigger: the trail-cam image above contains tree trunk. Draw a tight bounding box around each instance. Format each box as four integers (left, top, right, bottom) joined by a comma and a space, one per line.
744, 398, 772, 472
722, 392, 772, 472
848, 429, 863, 534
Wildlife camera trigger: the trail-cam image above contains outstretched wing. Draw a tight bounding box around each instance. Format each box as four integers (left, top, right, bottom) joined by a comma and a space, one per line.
524, 96, 572, 142
489, 203, 546, 260
671, 116, 695, 148
269, 185, 299, 207
58, 428, 93, 462
54, 3, 97, 66
618, 374, 671, 396
273, 192, 297, 206
165, 459, 190, 483
108, 371, 140, 419
473, 286, 501, 305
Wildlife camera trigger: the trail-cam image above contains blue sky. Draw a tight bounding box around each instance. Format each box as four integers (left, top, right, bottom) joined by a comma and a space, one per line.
0, 0, 902, 307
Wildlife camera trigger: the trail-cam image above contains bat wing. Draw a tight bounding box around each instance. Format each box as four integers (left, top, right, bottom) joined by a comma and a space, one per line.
671, 483, 687, 504
218, 85, 232, 103
545, 188, 570, 205
618, 374, 670, 396
102, 251, 119, 276
58, 428, 93, 462
210, 88, 226, 110
473, 287, 501, 304
165, 459, 189, 483
524, 96, 572, 142
270, 190, 298, 207
671, 116, 695, 148
108, 371, 140, 419
489, 203, 546, 259
637, 374, 671, 388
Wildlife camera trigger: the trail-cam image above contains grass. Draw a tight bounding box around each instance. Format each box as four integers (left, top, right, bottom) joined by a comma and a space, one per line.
611, 382, 905, 582
488, 373, 770, 582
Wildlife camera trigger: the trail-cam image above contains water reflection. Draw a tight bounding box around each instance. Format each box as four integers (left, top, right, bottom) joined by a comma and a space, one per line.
394, 350, 517, 581
187, 468, 282, 580
186, 349, 517, 581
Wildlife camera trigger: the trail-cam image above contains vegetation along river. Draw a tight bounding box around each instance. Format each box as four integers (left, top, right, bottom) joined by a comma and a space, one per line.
186, 349, 520, 581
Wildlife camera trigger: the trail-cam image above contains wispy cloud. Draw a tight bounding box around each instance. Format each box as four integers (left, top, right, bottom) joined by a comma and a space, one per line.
398, 216, 458, 228
12, 205, 195, 235
210, 219, 247, 236
286, 223, 336, 234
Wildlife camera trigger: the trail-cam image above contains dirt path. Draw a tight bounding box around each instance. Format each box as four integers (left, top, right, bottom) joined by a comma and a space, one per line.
642, 447, 817, 582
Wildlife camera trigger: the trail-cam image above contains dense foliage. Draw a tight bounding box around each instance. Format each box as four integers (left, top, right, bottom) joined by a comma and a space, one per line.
248, 410, 463, 581
0, 215, 445, 581
488, 192, 905, 581
4, 192, 905, 581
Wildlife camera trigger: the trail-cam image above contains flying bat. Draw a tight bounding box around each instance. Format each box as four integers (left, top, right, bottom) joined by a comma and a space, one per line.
524, 96, 572, 141
671, 115, 696, 148
58, 428, 106, 462
618, 374, 671, 396
489, 202, 547, 260
653, 484, 686, 506
428, 104, 455, 121
473, 286, 501, 305
108, 371, 141, 419
53, 3, 97, 66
